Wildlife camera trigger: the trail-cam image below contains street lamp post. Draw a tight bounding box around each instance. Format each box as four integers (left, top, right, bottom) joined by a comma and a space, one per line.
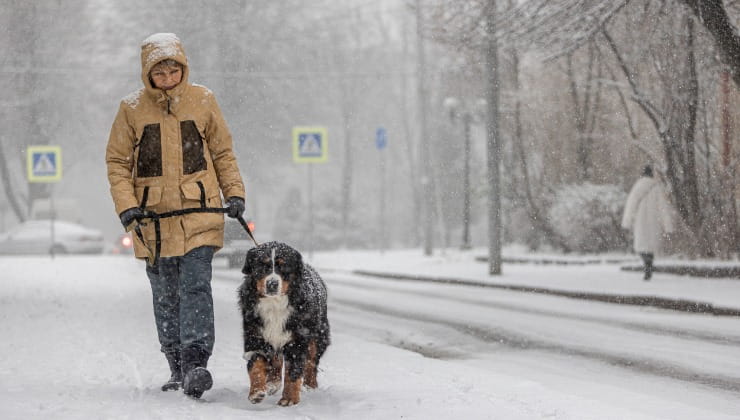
461, 111, 472, 250
444, 97, 478, 250
485, 0, 502, 275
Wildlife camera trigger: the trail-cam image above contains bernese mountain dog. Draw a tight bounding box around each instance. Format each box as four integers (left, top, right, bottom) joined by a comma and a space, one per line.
237, 241, 330, 406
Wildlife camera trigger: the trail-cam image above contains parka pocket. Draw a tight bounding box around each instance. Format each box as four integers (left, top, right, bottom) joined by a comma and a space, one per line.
180, 180, 223, 238
135, 185, 162, 208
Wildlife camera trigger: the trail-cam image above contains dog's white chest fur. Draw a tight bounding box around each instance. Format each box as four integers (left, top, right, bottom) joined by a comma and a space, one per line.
256, 295, 293, 350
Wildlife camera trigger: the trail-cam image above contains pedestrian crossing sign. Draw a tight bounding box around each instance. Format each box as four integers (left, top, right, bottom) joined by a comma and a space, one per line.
293, 126, 328, 163
27, 145, 62, 182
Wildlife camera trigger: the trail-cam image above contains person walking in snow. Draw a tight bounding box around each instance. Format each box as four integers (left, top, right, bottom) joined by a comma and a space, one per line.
621, 165, 674, 280
106, 33, 246, 398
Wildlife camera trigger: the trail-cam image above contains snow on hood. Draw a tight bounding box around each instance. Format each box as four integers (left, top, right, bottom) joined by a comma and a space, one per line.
140, 32, 189, 95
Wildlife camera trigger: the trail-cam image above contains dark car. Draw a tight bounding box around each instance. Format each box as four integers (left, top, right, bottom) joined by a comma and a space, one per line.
218, 218, 255, 268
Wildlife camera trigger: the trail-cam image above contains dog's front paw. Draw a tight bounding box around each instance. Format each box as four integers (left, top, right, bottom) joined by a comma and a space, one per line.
303, 377, 318, 389
248, 389, 266, 404
277, 396, 299, 406
278, 377, 302, 406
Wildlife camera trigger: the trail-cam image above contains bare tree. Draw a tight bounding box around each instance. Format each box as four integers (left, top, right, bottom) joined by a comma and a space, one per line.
1, 1, 58, 220
678, 0, 740, 87
400, 7, 423, 247
565, 41, 604, 181
498, 0, 740, 88
0, 139, 26, 222
600, 7, 707, 252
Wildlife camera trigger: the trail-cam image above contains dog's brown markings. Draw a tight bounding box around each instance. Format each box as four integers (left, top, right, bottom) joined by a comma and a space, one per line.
278, 365, 303, 407
248, 356, 268, 403
255, 277, 267, 297
303, 340, 319, 389
280, 277, 290, 295
266, 353, 283, 395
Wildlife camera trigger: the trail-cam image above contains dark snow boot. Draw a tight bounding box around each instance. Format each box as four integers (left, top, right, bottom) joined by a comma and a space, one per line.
161, 351, 183, 391
182, 347, 213, 398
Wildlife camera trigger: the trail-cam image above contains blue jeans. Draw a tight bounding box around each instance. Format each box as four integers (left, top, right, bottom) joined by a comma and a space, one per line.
146, 246, 215, 356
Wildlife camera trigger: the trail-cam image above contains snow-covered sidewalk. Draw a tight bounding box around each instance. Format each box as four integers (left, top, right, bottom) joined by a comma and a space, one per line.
0, 256, 522, 420
310, 247, 740, 313
1, 254, 739, 419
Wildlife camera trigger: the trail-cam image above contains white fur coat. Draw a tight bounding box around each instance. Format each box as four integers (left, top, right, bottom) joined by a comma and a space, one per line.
621, 177, 674, 253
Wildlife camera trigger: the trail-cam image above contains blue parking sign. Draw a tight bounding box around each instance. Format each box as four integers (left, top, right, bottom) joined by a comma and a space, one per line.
376, 127, 387, 150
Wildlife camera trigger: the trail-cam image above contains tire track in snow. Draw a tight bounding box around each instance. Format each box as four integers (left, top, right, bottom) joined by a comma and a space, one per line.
328, 285, 740, 394
327, 275, 740, 347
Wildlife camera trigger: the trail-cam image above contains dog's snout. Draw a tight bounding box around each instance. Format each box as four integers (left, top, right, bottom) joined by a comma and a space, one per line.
266, 277, 280, 294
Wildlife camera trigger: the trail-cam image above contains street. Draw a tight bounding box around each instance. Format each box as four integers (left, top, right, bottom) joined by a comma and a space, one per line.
1, 254, 739, 419
318, 270, 740, 393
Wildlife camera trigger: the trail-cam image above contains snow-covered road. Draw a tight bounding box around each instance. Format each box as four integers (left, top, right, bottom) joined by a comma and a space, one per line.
325, 272, 740, 389
1, 255, 739, 419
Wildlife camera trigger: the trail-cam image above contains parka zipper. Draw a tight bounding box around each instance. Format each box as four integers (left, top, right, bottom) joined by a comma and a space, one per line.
167, 97, 171, 114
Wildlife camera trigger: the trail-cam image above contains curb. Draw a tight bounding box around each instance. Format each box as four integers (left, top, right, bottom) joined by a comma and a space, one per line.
620, 265, 740, 279
476, 256, 638, 265
352, 270, 740, 317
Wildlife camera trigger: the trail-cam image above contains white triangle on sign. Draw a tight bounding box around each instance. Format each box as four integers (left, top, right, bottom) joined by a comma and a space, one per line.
300, 134, 322, 156
34, 153, 56, 174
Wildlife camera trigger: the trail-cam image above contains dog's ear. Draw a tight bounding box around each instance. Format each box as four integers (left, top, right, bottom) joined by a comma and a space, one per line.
295, 248, 303, 266
293, 248, 304, 277
241, 248, 255, 275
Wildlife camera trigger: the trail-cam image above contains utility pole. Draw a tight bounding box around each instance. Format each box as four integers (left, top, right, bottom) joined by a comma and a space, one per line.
485, 0, 502, 275
378, 128, 388, 253
462, 111, 472, 250
444, 96, 475, 250
720, 69, 739, 253
721, 70, 732, 168
416, 0, 433, 256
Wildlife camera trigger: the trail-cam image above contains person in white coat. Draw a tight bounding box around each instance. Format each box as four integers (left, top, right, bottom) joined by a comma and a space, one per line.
621, 165, 674, 280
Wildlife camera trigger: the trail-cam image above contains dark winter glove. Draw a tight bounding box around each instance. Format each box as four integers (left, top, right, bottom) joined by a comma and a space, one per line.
119, 207, 144, 229
226, 197, 245, 219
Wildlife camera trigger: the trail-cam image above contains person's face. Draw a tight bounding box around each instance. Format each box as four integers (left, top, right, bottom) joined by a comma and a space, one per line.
150, 64, 182, 91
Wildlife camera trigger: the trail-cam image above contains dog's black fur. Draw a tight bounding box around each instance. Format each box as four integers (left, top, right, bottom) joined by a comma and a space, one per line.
237, 241, 330, 405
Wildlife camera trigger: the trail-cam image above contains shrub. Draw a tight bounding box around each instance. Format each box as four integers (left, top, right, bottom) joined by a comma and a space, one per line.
548, 183, 628, 253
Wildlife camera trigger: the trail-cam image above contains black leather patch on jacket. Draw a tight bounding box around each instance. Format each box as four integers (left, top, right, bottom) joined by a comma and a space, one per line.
181, 120, 207, 174
136, 124, 162, 178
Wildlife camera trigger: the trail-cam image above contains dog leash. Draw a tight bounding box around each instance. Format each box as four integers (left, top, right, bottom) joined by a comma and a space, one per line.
133, 207, 259, 266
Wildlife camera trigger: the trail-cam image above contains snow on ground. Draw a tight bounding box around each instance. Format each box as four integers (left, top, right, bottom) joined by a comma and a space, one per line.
1, 251, 739, 419
0, 255, 527, 420
311, 247, 740, 310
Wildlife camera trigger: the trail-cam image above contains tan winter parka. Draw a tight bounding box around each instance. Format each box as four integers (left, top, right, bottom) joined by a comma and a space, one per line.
106, 34, 245, 261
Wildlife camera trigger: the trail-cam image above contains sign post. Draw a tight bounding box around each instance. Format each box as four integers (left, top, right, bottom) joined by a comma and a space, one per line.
293, 127, 328, 259
376, 127, 387, 253
27, 146, 62, 259
0, 199, 6, 232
